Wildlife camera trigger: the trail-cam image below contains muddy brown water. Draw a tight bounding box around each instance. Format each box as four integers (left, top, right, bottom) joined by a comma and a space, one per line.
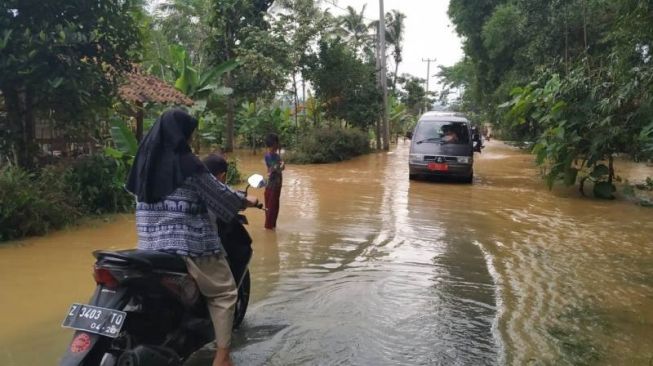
1, 141, 652, 365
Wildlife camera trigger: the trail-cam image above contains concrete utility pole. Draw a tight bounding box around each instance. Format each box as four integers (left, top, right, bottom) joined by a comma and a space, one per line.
422, 58, 436, 112
374, 25, 382, 150
379, 0, 390, 150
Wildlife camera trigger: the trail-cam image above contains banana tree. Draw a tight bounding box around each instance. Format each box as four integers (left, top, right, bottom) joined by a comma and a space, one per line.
104, 117, 138, 171
388, 96, 413, 142
238, 101, 293, 153
166, 45, 238, 100
163, 45, 239, 149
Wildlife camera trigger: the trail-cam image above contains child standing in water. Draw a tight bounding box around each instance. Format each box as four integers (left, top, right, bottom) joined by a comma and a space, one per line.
263, 133, 284, 229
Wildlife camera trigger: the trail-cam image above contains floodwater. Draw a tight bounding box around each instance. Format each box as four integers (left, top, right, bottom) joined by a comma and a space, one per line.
1, 140, 652, 365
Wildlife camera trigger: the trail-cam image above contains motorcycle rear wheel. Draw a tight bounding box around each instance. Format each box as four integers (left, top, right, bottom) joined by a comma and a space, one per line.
233, 270, 250, 329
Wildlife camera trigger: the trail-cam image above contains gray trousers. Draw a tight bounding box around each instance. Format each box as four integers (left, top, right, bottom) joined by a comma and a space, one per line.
184, 254, 238, 348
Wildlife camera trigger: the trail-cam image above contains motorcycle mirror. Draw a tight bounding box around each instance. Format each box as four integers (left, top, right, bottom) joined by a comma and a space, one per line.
247, 174, 266, 189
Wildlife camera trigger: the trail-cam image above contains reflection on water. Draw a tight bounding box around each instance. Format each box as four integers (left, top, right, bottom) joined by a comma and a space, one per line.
1, 141, 652, 365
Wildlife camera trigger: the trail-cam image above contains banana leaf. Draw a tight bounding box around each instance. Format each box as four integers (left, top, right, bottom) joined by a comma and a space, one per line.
109, 117, 138, 156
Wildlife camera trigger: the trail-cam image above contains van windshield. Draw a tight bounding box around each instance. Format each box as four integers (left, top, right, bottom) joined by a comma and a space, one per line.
414, 121, 470, 145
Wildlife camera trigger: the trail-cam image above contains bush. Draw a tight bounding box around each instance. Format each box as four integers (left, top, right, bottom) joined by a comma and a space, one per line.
0, 165, 79, 241
65, 155, 133, 214
0, 154, 134, 242
226, 158, 243, 185
285, 127, 371, 164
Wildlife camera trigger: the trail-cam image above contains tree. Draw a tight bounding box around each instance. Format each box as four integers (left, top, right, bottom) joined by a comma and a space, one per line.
398, 75, 429, 116
274, 0, 332, 127
154, 0, 212, 67
339, 5, 372, 55
386, 10, 406, 92
0, 0, 141, 168
207, 0, 280, 151
447, 0, 505, 122
232, 27, 292, 102
164, 45, 236, 100
388, 95, 413, 140
305, 37, 380, 130
162, 44, 238, 149
448, 0, 653, 198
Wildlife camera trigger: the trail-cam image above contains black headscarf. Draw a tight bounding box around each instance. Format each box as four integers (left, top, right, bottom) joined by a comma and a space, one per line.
126, 109, 206, 203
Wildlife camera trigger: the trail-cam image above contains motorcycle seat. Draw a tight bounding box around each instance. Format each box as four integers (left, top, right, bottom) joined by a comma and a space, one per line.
95, 249, 188, 273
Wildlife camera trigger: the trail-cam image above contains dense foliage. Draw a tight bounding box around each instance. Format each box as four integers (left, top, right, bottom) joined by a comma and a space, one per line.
285, 127, 371, 164
443, 0, 653, 199
0, 155, 132, 241
66, 155, 133, 214
0, 0, 142, 168
0, 0, 423, 240
304, 38, 381, 130
237, 102, 297, 152
0, 165, 77, 241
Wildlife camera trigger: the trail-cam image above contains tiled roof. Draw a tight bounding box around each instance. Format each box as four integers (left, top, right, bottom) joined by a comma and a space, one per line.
118, 71, 194, 106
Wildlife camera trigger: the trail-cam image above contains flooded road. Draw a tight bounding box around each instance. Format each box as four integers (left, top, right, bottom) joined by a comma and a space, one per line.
1, 140, 652, 365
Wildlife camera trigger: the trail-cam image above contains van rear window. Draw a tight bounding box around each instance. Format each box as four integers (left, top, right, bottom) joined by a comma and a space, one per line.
413, 121, 470, 144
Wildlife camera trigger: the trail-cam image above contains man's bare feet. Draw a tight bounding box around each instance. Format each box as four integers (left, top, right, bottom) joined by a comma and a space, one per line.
213, 347, 233, 366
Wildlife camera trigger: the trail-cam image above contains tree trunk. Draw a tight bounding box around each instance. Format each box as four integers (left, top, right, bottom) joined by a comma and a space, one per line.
135, 101, 144, 142
225, 97, 235, 152
3, 87, 36, 168
582, 0, 590, 74
292, 71, 299, 127
301, 78, 307, 126
392, 58, 400, 94
224, 72, 235, 152
583, 0, 588, 53
375, 119, 381, 150
564, 6, 569, 75
608, 155, 614, 185
223, 25, 235, 152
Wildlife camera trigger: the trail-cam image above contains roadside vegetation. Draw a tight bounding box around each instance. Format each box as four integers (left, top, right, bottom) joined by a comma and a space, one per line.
0, 0, 434, 241
441, 0, 653, 204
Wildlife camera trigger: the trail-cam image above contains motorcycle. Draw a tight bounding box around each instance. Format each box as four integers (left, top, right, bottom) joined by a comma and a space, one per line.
59, 174, 266, 366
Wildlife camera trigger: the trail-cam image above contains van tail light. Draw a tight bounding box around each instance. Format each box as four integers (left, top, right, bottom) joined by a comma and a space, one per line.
93, 266, 119, 289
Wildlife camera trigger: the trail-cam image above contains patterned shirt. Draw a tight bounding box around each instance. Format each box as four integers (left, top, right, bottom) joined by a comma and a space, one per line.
136, 172, 246, 257
264, 151, 283, 189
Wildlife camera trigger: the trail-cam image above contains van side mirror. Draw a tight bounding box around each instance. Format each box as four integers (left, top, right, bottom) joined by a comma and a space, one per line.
406, 131, 413, 139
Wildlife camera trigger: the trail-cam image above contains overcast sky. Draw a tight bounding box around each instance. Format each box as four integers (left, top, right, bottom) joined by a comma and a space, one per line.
322, 0, 464, 91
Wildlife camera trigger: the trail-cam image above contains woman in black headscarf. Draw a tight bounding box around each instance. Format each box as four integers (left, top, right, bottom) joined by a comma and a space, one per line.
127, 108, 204, 202
126, 109, 256, 366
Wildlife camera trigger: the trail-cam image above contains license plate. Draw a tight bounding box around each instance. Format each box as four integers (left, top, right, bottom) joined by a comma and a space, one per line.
62, 303, 126, 338
428, 162, 448, 171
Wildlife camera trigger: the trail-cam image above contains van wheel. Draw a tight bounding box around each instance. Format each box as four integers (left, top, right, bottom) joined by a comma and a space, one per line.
409, 174, 416, 180
463, 172, 474, 184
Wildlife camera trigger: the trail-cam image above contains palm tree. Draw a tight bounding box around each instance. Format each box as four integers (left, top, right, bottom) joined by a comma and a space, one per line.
339, 5, 370, 53
368, 10, 405, 92
386, 10, 406, 93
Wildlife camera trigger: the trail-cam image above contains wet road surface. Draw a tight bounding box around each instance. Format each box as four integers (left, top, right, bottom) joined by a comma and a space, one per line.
1, 140, 652, 365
